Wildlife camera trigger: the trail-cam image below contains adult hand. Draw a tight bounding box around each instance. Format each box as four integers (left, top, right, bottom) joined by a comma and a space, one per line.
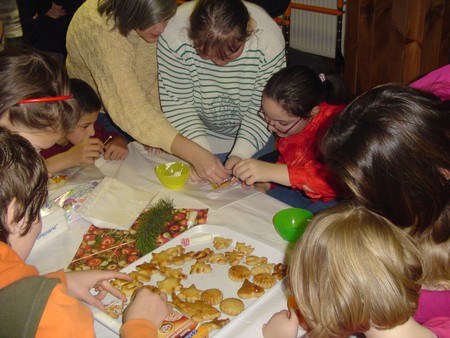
67, 137, 104, 165
190, 150, 230, 184
65, 270, 132, 311
45, 2, 66, 19
171, 134, 230, 184
262, 309, 299, 338
104, 136, 129, 161
123, 288, 171, 327
144, 145, 164, 156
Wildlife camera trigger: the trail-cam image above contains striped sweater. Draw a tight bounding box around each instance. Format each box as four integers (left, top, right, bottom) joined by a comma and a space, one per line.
158, 1, 286, 159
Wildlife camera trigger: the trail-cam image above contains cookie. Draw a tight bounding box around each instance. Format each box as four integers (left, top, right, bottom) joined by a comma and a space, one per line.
172, 294, 221, 322
207, 253, 227, 265
235, 242, 254, 255
220, 298, 244, 316
225, 251, 245, 266
213, 237, 233, 250
272, 263, 287, 280
190, 261, 212, 274
228, 265, 251, 282
135, 262, 159, 277
121, 281, 143, 297
129, 270, 151, 282
156, 277, 182, 294
237, 279, 265, 299
201, 288, 223, 305
160, 266, 188, 280
245, 255, 268, 266
253, 273, 277, 289
192, 248, 214, 262
250, 263, 275, 276
178, 284, 203, 302
199, 318, 230, 333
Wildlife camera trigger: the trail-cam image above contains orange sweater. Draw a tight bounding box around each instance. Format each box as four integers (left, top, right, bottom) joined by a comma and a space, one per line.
0, 242, 157, 338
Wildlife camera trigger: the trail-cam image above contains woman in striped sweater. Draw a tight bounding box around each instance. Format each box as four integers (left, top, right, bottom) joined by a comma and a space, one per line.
157, 0, 286, 173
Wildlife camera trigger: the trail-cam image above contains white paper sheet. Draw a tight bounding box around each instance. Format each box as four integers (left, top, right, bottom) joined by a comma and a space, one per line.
77, 177, 157, 230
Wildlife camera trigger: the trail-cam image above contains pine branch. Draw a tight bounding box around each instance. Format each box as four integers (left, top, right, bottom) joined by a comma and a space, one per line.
135, 197, 174, 255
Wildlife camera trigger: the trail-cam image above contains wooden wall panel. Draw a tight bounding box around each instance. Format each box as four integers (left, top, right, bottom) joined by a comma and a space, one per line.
344, 0, 450, 95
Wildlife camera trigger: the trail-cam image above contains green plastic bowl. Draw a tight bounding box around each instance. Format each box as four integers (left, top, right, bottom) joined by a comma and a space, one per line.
155, 162, 190, 189
273, 208, 313, 242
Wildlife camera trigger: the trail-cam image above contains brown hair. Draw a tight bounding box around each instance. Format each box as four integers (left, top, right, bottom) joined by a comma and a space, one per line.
321, 84, 450, 286
290, 204, 423, 337
98, 0, 177, 36
188, 0, 252, 61
263, 65, 352, 119
0, 47, 79, 133
0, 126, 48, 242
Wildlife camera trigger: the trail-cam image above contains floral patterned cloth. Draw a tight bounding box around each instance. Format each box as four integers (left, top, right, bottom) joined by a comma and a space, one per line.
67, 208, 208, 271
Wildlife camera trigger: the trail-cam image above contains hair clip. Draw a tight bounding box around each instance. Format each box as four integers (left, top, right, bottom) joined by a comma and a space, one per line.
318, 73, 326, 82
17, 94, 73, 104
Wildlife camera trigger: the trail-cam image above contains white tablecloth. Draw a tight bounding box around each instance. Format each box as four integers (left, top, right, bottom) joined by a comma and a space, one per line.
27, 142, 306, 338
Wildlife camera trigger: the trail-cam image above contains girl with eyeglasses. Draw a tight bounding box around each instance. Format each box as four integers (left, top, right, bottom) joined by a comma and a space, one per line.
232, 65, 352, 213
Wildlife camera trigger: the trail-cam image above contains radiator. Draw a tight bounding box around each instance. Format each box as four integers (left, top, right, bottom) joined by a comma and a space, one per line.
290, 0, 345, 59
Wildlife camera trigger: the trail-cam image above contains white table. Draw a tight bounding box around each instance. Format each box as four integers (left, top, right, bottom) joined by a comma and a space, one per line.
27, 142, 306, 338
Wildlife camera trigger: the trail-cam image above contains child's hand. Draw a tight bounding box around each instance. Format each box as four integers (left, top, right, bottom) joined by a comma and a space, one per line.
224, 155, 242, 171
123, 288, 171, 327
68, 138, 105, 165
65, 270, 132, 310
233, 159, 272, 185
262, 309, 299, 338
104, 136, 129, 161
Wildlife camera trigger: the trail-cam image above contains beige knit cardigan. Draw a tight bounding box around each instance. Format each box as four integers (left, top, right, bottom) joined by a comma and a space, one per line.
66, 0, 178, 151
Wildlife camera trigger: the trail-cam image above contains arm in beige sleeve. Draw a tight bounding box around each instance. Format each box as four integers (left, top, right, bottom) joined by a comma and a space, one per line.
68, 31, 177, 152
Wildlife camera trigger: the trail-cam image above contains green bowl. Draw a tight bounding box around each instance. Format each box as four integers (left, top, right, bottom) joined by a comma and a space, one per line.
273, 208, 313, 242
155, 162, 190, 189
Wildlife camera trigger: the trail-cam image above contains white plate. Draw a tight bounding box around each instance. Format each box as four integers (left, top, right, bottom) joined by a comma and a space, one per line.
90, 224, 286, 336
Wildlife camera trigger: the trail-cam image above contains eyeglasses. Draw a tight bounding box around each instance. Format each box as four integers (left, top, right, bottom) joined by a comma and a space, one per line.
257, 109, 302, 134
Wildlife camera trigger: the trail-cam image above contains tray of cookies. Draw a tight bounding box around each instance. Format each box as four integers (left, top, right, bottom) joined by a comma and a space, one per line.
91, 224, 287, 337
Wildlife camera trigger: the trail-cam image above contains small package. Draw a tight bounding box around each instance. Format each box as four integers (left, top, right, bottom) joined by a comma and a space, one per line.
35, 202, 68, 250
158, 311, 208, 338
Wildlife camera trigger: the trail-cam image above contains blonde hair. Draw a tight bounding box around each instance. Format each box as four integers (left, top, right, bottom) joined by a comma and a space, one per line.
289, 204, 423, 337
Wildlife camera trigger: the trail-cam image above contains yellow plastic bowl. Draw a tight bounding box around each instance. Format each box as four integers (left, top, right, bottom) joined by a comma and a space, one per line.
155, 162, 190, 189
273, 208, 313, 242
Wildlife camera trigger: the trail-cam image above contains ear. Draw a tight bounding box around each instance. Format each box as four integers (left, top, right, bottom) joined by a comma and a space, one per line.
310, 106, 320, 117
0, 111, 11, 128
5, 199, 18, 235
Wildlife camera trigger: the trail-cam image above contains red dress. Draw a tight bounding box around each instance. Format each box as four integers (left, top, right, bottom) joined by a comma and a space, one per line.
276, 102, 345, 202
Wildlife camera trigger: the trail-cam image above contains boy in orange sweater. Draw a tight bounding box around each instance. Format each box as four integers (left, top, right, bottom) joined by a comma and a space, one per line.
0, 127, 170, 337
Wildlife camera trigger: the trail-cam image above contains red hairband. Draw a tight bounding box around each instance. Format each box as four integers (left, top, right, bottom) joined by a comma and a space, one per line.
17, 95, 73, 104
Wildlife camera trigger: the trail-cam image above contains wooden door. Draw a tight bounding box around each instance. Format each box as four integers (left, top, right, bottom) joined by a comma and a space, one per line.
344, 0, 450, 95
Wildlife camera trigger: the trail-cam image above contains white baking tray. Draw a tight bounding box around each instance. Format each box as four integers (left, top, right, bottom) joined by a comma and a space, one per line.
90, 224, 286, 336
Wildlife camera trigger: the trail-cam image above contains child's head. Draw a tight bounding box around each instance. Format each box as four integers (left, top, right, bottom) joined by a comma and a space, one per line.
64, 78, 102, 145
0, 126, 48, 259
0, 47, 80, 150
189, 0, 251, 66
321, 84, 450, 286
260, 65, 352, 137
290, 203, 423, 338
